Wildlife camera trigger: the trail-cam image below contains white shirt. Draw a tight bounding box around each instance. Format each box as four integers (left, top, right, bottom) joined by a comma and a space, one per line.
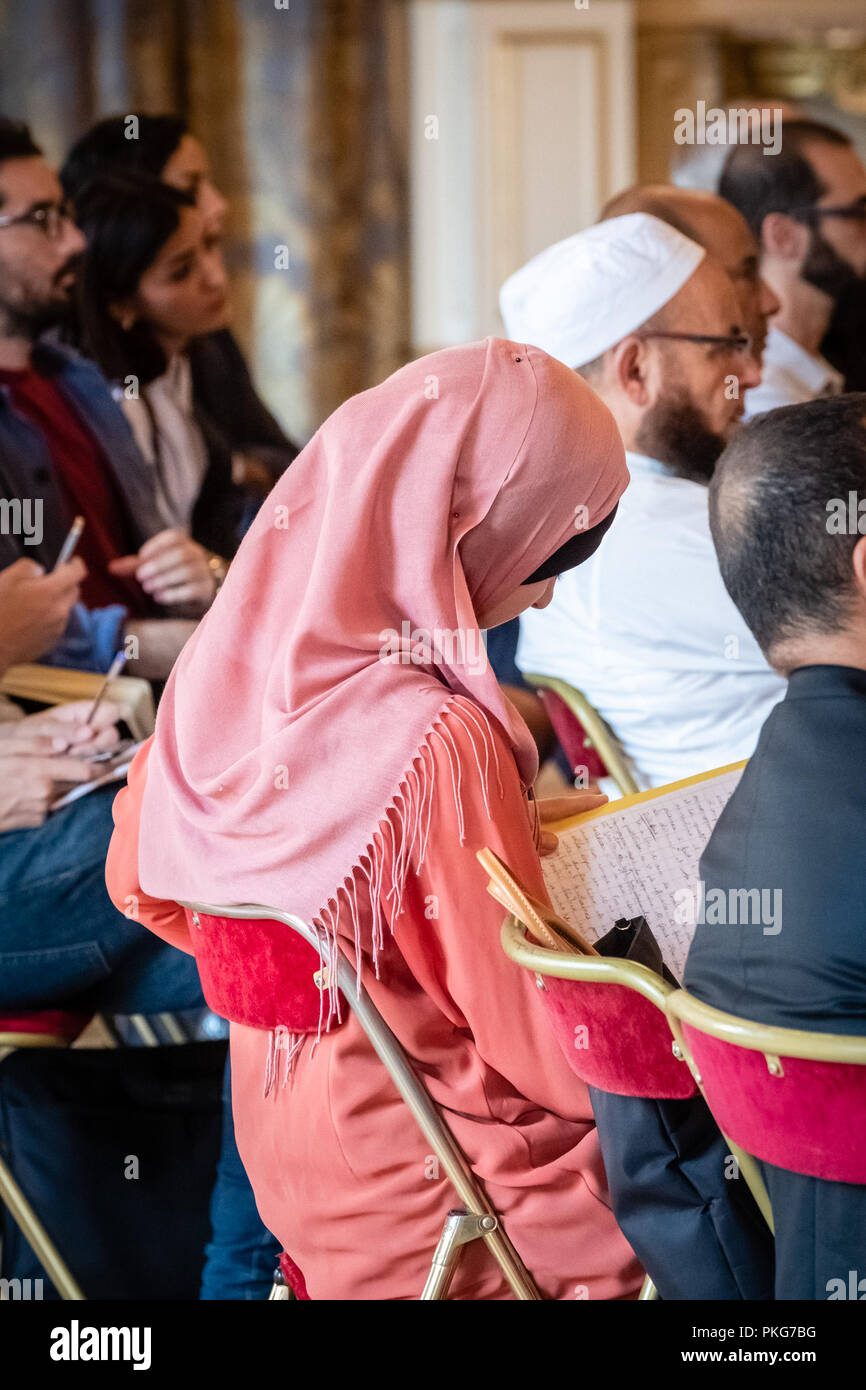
120, 354, 209, 532
744, 325, 844, 419
516, 451, 786, 789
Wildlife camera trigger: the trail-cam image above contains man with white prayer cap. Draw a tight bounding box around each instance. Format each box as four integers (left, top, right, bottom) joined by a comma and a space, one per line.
597, 185, 779, 367
503, 213, 786, 788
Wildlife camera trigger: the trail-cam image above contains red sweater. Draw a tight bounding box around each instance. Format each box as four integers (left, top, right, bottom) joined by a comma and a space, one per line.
0, 366, 150, 613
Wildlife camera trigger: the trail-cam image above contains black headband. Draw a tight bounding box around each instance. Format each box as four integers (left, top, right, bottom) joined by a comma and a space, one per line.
522, 505, 618, 585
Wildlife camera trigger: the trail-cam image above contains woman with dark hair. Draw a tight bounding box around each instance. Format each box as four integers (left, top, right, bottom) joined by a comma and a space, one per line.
73, 168, 284, 1297
73, 174, 242, 565
63, 114, 217, 212
62, 115, 299, 487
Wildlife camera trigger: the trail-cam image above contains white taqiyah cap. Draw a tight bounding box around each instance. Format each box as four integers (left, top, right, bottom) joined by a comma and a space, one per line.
499, 213, 706, 369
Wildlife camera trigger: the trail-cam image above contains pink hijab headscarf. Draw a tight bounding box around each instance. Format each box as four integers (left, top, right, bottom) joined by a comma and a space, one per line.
138, 338, 627, 941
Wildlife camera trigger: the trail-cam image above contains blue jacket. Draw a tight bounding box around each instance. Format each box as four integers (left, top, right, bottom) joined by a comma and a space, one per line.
0, 342, 166, 672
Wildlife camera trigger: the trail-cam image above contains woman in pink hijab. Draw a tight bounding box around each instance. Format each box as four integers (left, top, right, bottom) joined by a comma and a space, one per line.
106, 337, 640, 1300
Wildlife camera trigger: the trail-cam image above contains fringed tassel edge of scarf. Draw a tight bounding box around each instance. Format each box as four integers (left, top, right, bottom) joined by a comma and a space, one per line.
262, 695, 504, 1097
263, 1026, 308, 1096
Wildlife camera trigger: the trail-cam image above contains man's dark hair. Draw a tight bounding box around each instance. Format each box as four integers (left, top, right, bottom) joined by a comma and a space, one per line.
709, 394, 866, 656
720, 119, 851, 241
71, 172, 195, 384
0, 117, 42, 206
61, 113, 188, 203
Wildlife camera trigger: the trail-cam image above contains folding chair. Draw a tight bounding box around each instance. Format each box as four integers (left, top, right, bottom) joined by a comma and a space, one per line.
494, 933, 679, 1301
482, 847, 711, 1301
178, 900, 542, 1300
523, 673, 639, 797
0, 1009, 92, 1301
665, 989, 866, 1233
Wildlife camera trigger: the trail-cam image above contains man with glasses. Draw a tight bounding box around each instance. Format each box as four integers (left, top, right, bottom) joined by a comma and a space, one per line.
597, 182, 780, 372
0, 117, 218, 679
501, 213, 785, 787
721, 119, 866, 416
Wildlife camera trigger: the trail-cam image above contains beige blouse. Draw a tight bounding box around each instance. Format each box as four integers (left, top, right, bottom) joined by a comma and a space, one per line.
120, 354, 209, 533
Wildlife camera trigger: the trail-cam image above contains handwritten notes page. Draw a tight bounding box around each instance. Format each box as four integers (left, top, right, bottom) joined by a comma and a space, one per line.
541, 765, 744, 980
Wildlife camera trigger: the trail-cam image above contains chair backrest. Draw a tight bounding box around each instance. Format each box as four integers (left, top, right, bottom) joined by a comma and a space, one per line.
178, 899, 540, 1300
666, 988, 866, 1185
534, 689, 609, 782
523, 673, 639, 797
499, 916, 695, 1099
483, 845, 692, 1099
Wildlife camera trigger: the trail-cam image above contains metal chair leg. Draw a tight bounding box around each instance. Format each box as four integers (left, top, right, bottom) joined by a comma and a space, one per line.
0, 1152, 85, 1300
128, 1014, 160, 1047
724, 1136, 775, 1234
268, 1266, 296, 1300
421, 1209, 499, 1300
156, 1012, 188, 1044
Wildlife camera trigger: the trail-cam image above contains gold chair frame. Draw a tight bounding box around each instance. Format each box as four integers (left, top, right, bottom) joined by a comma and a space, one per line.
501, 912, 774, 1278
524, 672, 640, 798
179, 900, 542, 1301
501, 913, 866, 1252
665, 990, 866, 1234
499, 915, 672, 1301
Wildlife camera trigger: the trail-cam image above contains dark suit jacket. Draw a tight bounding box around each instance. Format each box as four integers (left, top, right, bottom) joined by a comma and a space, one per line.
685, 664, 866, 1036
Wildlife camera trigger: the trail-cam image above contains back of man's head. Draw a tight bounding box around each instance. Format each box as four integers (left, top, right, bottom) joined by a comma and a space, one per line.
670, 99, 803, 192
709, 394, 866, 665
600, 184, 698, 239
720, 119, 851, 241
0, 117, 41, 203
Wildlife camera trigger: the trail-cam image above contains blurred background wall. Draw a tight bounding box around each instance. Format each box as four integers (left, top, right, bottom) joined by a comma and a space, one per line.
1, 0, 865, 442
0, 0, 411, 445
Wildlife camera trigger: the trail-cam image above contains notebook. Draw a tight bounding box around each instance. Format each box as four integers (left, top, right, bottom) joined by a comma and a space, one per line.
541, 762, 746, 980
0, 664, 155, 740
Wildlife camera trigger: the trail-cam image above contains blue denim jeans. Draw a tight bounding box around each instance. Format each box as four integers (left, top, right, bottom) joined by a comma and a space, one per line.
199, 1053, 281, 1299
0, 785, 203, 1013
